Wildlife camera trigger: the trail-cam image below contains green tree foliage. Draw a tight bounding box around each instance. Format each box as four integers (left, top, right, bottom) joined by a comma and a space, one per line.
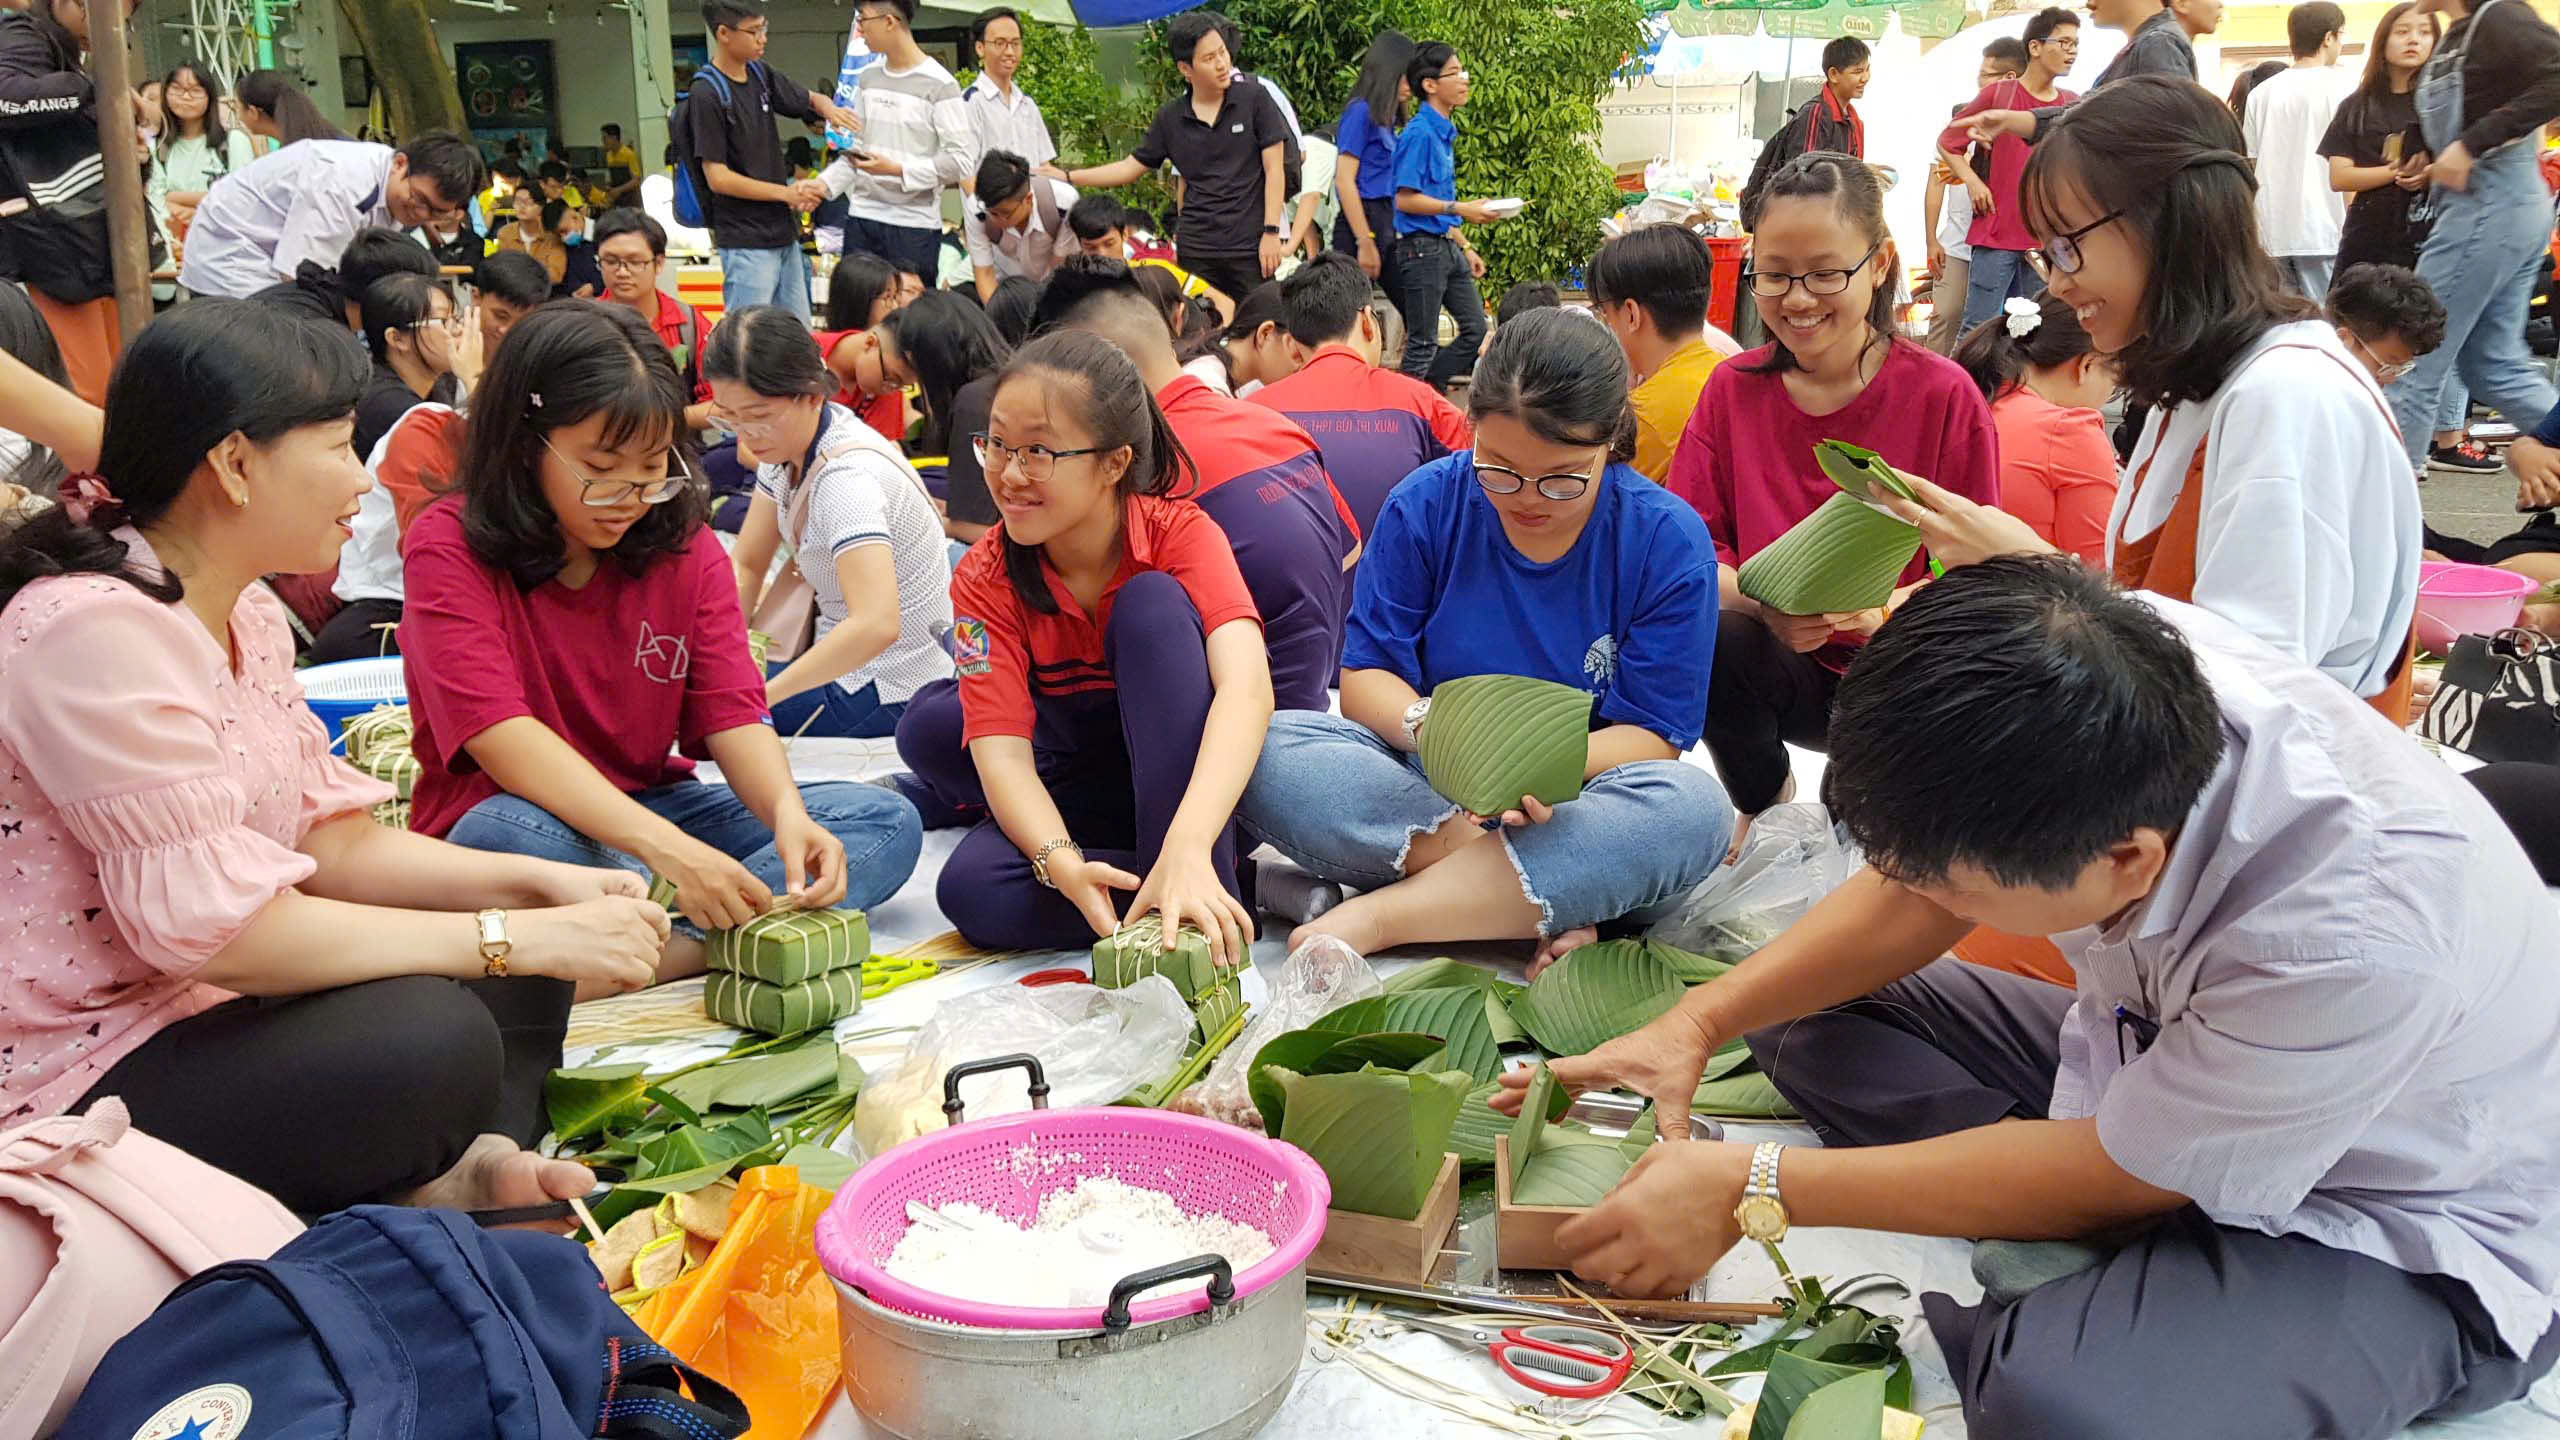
1015, 21, 1173, 224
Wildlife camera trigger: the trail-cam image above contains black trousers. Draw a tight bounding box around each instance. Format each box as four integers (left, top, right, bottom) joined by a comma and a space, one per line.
1701, 607, 1840, 813
75, 973, 573, 1216
2469, 762, 2560, 884
1393, 232, 1486, 392
1331, 196, 1404, 299
305, 596, 403, 665
1179, 250, 1269, 311
1747, 959, 2560, 1440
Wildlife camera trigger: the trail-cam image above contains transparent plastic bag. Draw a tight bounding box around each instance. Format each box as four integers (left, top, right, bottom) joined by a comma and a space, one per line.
1173, 935, 1382, 1129
852, 977, 1193, 1157
1646, 803, 1859, 961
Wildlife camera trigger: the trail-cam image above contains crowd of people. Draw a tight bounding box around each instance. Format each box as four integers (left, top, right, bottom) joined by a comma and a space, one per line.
2, 0, 2560, 1435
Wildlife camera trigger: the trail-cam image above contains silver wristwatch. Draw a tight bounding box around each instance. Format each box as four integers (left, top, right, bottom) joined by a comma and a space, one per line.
1734, 1141, 1790, 1243
1401, 697, 1433, 748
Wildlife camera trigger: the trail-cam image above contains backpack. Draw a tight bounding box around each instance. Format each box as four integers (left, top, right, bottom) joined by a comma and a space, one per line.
672, 61, 766, 230
54, 1205, 752, 1440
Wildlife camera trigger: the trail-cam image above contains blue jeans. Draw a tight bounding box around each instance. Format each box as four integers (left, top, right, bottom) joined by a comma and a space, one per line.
446, 779, 921, 918
1236, 711, 1733, 934
2274, 254, 2335, 303
1394, 233, 1488, 392
1961, 248, 2040, 332
769, 678, 905, 740
719, 245, 813, 324
2391, 148, 2557, 466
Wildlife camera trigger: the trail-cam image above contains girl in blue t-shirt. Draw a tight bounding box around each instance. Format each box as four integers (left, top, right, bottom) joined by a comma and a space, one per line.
1238, 310, 1733, 957
1330, 32, 1415, 294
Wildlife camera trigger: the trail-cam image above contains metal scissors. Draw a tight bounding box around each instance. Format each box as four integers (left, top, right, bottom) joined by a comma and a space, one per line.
1397, 1315, 1635, 1399
860, 953, 940, 1000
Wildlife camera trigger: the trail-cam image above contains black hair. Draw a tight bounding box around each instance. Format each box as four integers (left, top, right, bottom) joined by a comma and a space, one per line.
1176, 282, 1281, 378
2022, 6, 2078, 48
699, 304, 834, 398
360, 272, 446, 366
238, 69, 349, 144
1349, 30, 1418, 130
602, 122, 624, 139
2226, 58, 2287, 115
1167, 10, 1223, 65
391, 133, 488, 213
2022, 76, 2314, 409
2288, 0, 2346, 55
881, 290, 1010, 454
702, 0, 764, 35
1495, 281, 1563, 325
987, 276, 1042, 346
1468, 308, 1638, 465
2353, 2, 2438, 106
475, 250, 554, 311
992, 330, 1196, 614
1407, 42, 1458, 108
0, 283, 68, 497
593, 206, 668, 258
539, 159, 569, 183
1824, 555, 2225, 890
0, 301, 367, 613
975, 149, 1032, 210
541, 197, 573, 231
339, 227, 438, 301
893, 256, 932, 287
1739, 151, 1898, 376
871, 0, 918, 22
1033, 253, 1163, 339
1982, 35, 2029, 69
1588, 224, 1714, 337
1950, 291, 2099, 402
1067, 193, 1125, 243
2327, 262, 2446, 355
785, 136, 816, 171
970, 5, 1021, 42
826, 251, 901, 329
456, 301, 705, 590
155, 61, 234, 159
1821, 36, 1870, 73
1279, 252, 1372, 346
494, 158, 529, 183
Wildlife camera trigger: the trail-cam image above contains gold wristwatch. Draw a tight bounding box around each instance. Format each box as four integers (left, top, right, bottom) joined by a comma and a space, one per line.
475, 908, 513, 978
1734, 1141, 1790, 1243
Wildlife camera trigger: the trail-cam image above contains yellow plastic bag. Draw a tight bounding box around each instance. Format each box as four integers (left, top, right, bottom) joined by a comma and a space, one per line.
632, 1165, 843, 1439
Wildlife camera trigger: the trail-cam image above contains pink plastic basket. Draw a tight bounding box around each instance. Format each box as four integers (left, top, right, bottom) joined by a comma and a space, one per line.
2417, 561, 2540, 653
815, 1104, 1331, 1331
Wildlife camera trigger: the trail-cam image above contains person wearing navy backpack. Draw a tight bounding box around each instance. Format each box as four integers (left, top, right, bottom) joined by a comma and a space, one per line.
676, 0, 857, 323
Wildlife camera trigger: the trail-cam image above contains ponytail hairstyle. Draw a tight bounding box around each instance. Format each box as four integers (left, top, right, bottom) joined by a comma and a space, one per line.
1738, 151, 1899, 376
1951, 292, 2097, 403
238, 69, 350, 145
698, 303, 835, 399
456, 301, 704, 591
0, 301, 367, 613
992, 329, 1195, 616
1467, 308, 1638, 466
985, 274, 1041, 347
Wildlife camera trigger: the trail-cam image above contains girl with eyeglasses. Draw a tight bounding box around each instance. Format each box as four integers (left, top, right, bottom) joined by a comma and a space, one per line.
1663, 150, 1999, 842
892, 328, 1270, 966
1239, 309, 1730, 961
711, 306, 954, 740
1882, 77, 2423, 725
351, 274, 461, 462
400, 302, 922, 979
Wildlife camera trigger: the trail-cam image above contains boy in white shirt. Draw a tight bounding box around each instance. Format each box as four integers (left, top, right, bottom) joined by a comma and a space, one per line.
822, 0, 976, 279
2240, 1, 2352, 300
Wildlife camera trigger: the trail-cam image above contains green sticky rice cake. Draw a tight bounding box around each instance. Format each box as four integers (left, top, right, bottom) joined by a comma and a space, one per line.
705, 907, 869, 986
704, 968, 861, 1036
1091, 913, 1219, 1000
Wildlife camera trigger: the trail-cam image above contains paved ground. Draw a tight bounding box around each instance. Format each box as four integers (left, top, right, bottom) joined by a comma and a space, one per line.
2424, 458, 2542, 548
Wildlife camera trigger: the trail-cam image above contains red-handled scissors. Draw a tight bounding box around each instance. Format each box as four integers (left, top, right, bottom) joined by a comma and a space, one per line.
1398, 1315, 1635, 1399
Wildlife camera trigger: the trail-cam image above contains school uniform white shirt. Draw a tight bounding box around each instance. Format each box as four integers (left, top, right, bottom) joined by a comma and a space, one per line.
2111, 319, 2419, 699
756, 402, 955, 704
2241, 65, 2352, 257
963, 176, 1079, 282
1936, 169, 1974, 262
822, 55, 976, 235
2051, 594, 2560, 1358
178, 140, 401, 298
962, 73, 1056, 171
333, 403, 454, 606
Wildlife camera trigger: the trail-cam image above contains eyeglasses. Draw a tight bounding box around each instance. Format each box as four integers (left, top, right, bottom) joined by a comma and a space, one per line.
972, 433, 1103, 482
166, 81, 208, 96
853, 8, 893, 25
1475, 455, 1597, 502
2346, 330, 2416, 384
597, 253, 657, 274
1437, 66, 1468, 80
407, 315, 464, 336
1745, 243, 1880, 299
980, 35, 1023, 49
2039, 208, 2124, 276
544, 436, 695, 507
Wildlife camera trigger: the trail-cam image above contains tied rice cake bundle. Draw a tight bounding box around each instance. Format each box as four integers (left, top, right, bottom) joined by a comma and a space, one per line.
1735, 440, 1926, 616
1191, 974, 1245, 1045
706, 906, 870, 986
1416, 673, 1591, 817
705, 967, 861, 1036
1092, 912, 1219, 1000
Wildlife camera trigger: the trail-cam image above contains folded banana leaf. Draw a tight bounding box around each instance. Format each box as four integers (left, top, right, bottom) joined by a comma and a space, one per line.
1505, 1063, 1648, 1209
1269, 1064, 1472, 1220
1735, 440, 1926, 617
704, 968, 861, 1037
706, 907, 870, 986
1417, 672, 1592, 817
1092, 913, 1220, 1000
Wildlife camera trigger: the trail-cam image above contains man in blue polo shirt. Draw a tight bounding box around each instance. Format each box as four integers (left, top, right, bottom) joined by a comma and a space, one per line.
1391, 42, 1514, 391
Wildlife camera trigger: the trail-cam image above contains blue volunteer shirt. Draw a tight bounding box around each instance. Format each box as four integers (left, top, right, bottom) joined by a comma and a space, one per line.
1334, 97, 1399, 201
1390, 104, 1459, 237
1344, 453, 1720, 749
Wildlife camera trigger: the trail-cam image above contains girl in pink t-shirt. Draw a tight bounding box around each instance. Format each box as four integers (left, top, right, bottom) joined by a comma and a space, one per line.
1952, 292, 2121, 567
401, 302, 920, 971
0, 300, 670, 1218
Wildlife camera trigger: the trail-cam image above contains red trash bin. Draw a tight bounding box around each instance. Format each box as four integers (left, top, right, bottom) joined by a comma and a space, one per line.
1705, 235, 1750, 336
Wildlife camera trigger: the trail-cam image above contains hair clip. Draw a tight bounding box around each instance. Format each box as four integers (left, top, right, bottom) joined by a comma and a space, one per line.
2003, 296, 2042, 341
60, 472, 116, 527
528, 392, 544, 409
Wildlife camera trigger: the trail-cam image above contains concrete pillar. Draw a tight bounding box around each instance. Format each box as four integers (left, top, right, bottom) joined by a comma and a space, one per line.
628, 0, 677, 172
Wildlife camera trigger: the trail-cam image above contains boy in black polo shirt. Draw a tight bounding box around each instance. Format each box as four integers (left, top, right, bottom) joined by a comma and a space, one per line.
683, 0, 854, 323
1053, 10, 1289, 306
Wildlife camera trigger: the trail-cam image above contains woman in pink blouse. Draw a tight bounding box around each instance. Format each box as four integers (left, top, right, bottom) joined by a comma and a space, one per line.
1951, 292, 2121, 566
0, 301, 668, 1218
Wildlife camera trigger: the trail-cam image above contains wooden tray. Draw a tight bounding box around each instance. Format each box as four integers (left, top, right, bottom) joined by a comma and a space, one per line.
1493, 1136, 1590, 1272
1309, 1153, 1462, 1285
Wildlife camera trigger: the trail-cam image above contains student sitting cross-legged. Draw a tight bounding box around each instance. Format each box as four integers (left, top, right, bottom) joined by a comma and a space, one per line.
1239, 310, 1732, 959
402, 302, 921, 981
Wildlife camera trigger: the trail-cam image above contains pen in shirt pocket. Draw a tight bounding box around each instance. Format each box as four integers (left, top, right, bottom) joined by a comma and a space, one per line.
2114, 1003, 2161, 1064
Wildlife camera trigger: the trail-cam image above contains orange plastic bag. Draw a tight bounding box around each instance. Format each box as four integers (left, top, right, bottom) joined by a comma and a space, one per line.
633, 1165, 843, 1439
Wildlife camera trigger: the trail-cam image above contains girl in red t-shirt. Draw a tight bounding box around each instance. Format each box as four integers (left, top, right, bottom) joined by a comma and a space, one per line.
894, 328, 1273, 965
817, 252, 909, 444
402, 302, 922, 979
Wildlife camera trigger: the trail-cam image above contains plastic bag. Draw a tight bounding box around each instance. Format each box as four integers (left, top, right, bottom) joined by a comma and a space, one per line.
1646, 803, 1858, 961
1173, 935, 1381, 1129
852, 977, 1193, 1157
631, 1165, 840, 1440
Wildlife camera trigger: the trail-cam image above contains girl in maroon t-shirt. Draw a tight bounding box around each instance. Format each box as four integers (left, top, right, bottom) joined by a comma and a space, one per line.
893, 328, 1273, 965
402, 303, 922, 980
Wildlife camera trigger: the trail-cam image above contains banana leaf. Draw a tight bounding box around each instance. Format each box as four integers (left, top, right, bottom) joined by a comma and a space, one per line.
1092, 913, 1219, 999
1507, 944, 1688, 1057
546, 1063, 654, 1145
1735, 491, 1923, 617
776, 1141, 860, 1191
1505, 1063, 1643, 1208
1381, 958, 1529, 1043
1701, 1037, 1754, 1084
1692, 1069, 1798, 1119
1247, 1030, 1446, 1136
1449, 1076, 1575, 1168
1270, 1065, 1472, 1220
1811, 439, 1917, 505
1752, 1351, 1886, 1440
1417, 672, 1592, 817
1308, 990, 1503, 1082
654, 1031, 842, 1112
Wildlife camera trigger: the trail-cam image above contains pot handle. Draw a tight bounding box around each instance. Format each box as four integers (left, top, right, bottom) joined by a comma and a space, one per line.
1101, 1255, 1236, 1332
941, 1052, 1052, 1124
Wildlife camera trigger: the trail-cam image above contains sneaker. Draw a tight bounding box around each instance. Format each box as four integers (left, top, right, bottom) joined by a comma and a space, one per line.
2428, 440, 2505, 475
